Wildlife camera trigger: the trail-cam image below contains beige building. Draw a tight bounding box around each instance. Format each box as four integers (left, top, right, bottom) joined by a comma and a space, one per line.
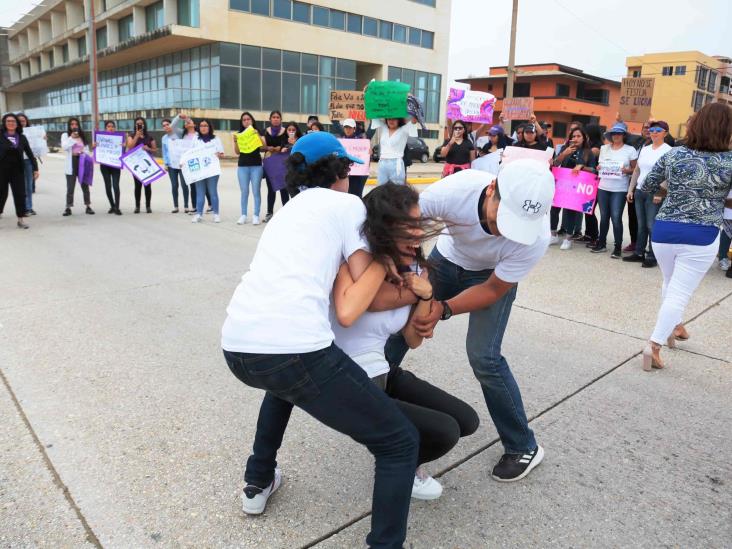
4, 0, 451, 151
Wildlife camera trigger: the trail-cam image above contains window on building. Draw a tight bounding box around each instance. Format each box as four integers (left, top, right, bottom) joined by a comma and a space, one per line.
421, 30, 434, 49
691, 90, 704, 112
329, 9, 345, 30
262, 48, 281, 70
312, 6, 328, 26
393, 24, 407, 43
230, 0, 250, 11
632, 69, 641, 77
704, 93, 714, 105
62, 44, 69, 63
696, 67, 708, 89
347, 13, 362, 33
118, 15, 134, 42
674, 65, 686, 76
388, 65, 442, 123
301, 53, 317, 74
96, 27, 107, 49
721, 76, 730, 95
262, 70, 281, 111
241, 45, 260, 67
282, 72, 300, 112
293, 1, 310, 23
662, 66, 673, 76
556, 83, 570, 97
178, 0, 200, 26
241, 67, 261, 109
251, 0, 270, 15
363, 17, 378, 36
220, 65, 240, 108
513, 82, 531, 97
552, 121, 567, 139
282, 50, 300, 72
272, 0, 291, 18
145, 1, 164, 32
411, 0, 436, 5
77, 36, 87, 57
48, 52, 55, 69
408, 27, 421, 46
708, 71, 718, 93
379, 21, 393, 40
220, 42, 240, 65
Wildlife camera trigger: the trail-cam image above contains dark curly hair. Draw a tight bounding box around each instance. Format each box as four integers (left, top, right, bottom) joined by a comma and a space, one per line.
286, 153, 352, 196
361, 183, 443, 270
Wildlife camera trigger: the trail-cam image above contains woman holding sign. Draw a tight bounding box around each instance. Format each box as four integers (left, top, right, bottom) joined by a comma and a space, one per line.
262, 111, 289, 222
126, 117, 157, 214
62, 117, 94, 216
341, 118, 369, 197
234, 112, 265, 225
96, 120, 123, 215
191, 119, 224, 224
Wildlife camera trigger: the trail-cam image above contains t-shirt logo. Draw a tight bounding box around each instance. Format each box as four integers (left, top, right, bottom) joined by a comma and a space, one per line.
522, 200, 542, 214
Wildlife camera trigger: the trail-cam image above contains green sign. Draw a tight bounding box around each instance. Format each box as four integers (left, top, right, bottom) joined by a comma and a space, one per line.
364, 81, 410, 119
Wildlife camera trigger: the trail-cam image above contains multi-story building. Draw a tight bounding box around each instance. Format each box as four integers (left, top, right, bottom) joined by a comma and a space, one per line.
460, 63, 624, 143
4, 0, 450, 151
626, 51, 732, 137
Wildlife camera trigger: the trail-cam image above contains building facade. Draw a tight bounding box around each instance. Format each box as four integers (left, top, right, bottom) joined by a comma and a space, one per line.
5, 0, 450, 151
626, 51, 732, 138
460, 63, 624, 142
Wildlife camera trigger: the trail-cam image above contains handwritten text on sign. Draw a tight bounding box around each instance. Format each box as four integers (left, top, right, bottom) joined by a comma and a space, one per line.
364, 81, 410, 120
339, 139, 370, 176
618, 77, 655, 122
236, 127, 263, 154
446, 88, 495, 124
329, 90, 365, 121
501, 97, 534, 121
552, 167, 599, 213
94, 131, 125, 168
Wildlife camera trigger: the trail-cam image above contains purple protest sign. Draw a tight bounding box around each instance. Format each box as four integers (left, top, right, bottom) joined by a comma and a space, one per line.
93, 131, 126, 168
263, 153, 289, 192
446, 88, 495, 124
120, 144, 166, 186
77, 153, 95, 186
551, 167, 598, 213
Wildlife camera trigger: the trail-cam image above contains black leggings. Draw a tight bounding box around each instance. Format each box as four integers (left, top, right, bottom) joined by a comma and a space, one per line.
134, 179, 152, 208
100, 165, 121, 209
265, 174, 289, 215
385, 366, 479, 465
0, 163, 26, 218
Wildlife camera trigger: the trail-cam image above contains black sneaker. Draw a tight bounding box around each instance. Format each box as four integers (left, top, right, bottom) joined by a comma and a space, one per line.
108, 207, 115, 214
610, 247, 622, 259
622, 253, 644, 263
641, 258, 657, 268
492, 445, 544, 482
264, 213, 273, 223
62, 208, 72, 216
86, 206, 95, 215
590, 243, 607, 253
726, 265, 732, 279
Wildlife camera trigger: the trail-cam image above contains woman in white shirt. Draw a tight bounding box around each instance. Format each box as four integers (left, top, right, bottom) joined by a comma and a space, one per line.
373, 116, 418, 185
191, 119, 224, 224
590, 123, 638, 257
61, 117, 93, 216
624, 121, 672, 267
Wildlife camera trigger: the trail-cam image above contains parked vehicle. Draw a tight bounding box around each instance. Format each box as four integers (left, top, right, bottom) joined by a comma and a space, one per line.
371, 137, 430, 163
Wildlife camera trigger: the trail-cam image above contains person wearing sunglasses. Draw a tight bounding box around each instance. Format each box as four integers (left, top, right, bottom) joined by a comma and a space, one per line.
440, 120, 476, 177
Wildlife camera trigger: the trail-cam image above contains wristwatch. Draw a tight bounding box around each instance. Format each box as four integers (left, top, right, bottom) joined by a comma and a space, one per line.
440, 300, 453, 321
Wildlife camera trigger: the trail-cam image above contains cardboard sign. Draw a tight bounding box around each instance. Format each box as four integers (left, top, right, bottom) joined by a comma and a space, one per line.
93, 131, 125, 168
471, 150, 502, 175
339, 139, 370, 176
236, 127, 263, 154
329, 90, 366, 121
23, 125, 48, 158
120, 145, 166, 186
263, 153, 289, 192
180, 143, 221, 184
598, 159, 623, 179
552, 167, 598, 213
618, 77, 655, 122
500, 145, 553, 167
446, 88, 496, 124
364, 81, 410, 119
501, 97, 534, 121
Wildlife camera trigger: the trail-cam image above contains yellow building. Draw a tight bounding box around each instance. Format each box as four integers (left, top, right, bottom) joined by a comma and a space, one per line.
625, 51, 732, 137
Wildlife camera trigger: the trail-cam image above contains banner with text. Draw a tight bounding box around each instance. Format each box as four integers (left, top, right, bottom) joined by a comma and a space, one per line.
94, 131, 125, 168
364, 81, 410, 119
618, 77, 655, 122
23, 125, 49, 158
121, 145, 166, 186
329, 90, 366, 121
446, 88, 496, 124
501, 97, 534, 121
236, 127, 263, 154
181, 143, 221, 184
552, 167, 599, 213
339, 139, 370, 176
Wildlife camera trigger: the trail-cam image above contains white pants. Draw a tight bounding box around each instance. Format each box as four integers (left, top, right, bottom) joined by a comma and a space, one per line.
650, 235, 719, 345
377, 158, 405, 185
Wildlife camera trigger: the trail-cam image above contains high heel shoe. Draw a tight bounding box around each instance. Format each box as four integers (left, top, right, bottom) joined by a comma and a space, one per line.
642, 343, 665, 371
673, 325, 690, 341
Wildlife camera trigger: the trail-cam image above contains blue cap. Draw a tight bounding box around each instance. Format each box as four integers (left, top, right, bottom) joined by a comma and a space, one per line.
291, 132, 364, 166
605, 122, 628, 137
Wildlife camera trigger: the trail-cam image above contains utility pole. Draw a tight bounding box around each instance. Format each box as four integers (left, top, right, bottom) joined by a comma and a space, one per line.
86, 0, 99, 132
503, 0, 518, 133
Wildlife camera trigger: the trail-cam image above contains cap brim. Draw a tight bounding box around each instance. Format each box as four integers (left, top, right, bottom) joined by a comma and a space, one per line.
496, 201, 544, 245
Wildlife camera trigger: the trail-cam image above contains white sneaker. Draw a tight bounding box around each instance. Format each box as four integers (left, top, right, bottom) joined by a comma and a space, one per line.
191, 214, 202, 223
720, 257, 731, 271
411, 468, 442, 500
214, 214, 221, 223
242, 468, 282, 515
549, 234, 560, 246
252, 215, 261, 225
237, 215, 247, 225
559, 238, 572, 251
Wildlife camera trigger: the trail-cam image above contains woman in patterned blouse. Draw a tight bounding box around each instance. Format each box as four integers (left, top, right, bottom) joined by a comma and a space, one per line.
641, 103, 732, 370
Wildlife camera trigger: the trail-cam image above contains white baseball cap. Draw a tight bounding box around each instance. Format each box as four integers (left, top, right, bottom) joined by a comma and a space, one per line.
495, 159, 555, 245
342, 118, 357, 128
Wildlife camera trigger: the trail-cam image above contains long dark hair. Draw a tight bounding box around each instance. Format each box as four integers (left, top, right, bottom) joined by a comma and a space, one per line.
239, 111, 258, 133
285, 122, 303, 139
197, 118, 216, 142
686, 102, 732, 152
67, 117, 87, 144
585, 124, 603, 149
2, 113, 21, 134
450, 119, 468, 139
16, 113, 30, 128
286, 153, 352, 196
566, 127, 594, 165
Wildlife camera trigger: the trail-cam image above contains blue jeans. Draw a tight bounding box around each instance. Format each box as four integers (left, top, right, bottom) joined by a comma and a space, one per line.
596, 189, 626, 248
377, 158, 406, 185
237, 165, 263, 216
168, 167, 189, 208
23, 158, 34, 211
634, 189, 662, 259
224, 344, 418, 549
195, 175, 219, 215
719, 228, 731, 260
386, 248, 536, 454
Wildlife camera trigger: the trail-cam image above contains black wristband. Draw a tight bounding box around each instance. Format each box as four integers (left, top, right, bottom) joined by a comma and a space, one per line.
417, 293, 433, 302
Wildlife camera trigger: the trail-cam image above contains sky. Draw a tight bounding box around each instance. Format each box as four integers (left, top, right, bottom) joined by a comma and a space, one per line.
447, 0, 732, 84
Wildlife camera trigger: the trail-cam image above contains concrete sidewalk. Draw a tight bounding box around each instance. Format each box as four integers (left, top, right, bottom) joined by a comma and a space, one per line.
1, 156, 730, 548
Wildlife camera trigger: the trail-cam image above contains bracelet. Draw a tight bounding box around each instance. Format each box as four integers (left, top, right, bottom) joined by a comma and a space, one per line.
418, 293, 433, 301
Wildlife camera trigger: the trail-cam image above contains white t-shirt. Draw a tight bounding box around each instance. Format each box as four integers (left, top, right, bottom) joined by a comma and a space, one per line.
196, 135, 224, 154
221, 189, 368, 354
372, 119, 418, 159
636, 143, 671, 190
420, 169, 550, 283
598, 144, 638, 192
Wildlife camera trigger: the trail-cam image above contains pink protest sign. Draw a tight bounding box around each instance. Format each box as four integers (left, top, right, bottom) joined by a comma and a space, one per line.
446, 88, 495, 124
339, 138, 370, 176
551, 167, 598, 213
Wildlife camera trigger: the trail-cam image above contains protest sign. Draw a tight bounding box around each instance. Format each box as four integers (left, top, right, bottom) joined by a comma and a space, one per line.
169, 138, 197, 168
263, 153, 289, 192
364, 81, 410, 119
236, 127, 263, 154
446, 88, 495, 124
77, 153, 95, 186
120, 145, 166, 186
329, 90, 366, 121
551, 167, 598, 213
501, 97, 534, 121
23, 125, 48, 157
180, 143, 221, 184
339, 139, 370, 176
471, 150, 502, 175
598, 159, 623, 179
93, 131, 125, 168
618, 77, 655, 122
500, 146, 553, 167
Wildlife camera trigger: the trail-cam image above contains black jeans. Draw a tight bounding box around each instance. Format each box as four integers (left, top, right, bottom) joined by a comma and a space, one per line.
225, 344, 418, 549
66, 155, 91, 207
627, 196, 638, 243
265, 174, 289, 215
386, 366, 479, 465
100, 165, 121, 209
0, 162, 26, 217
134, 179, 152, 208
348, 175, 368, 198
